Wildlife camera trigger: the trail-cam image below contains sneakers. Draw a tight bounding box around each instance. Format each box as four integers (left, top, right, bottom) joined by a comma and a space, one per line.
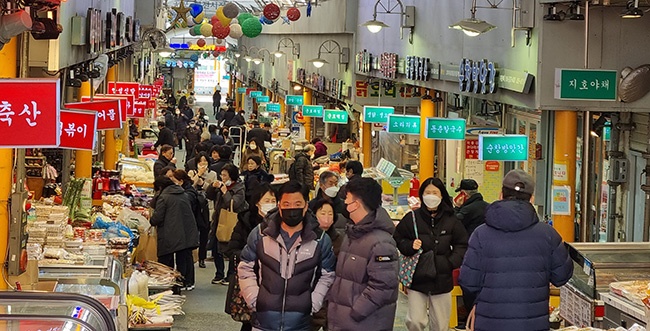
198, 261, 206, 268
219, 278, 229, 286
180, 285, 195, 291
211, 277, 229, 285
454, 324, 466, 330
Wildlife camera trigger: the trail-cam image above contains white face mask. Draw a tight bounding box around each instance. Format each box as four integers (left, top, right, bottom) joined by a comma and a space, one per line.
422, 194, 442, 209
259, 203, 276, 216
224, 180, 232, 187
324, 186, 339, 198
249, 144, 257, 150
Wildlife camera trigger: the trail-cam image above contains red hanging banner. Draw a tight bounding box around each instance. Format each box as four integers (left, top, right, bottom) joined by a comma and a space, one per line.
139, 84, 154, 99
0, 79, 60, 147
59, 109, 98, 150
65, 100, 122, 130
132, 98, 147, 118
108, 82, 139, 97
81, 95, 126, 123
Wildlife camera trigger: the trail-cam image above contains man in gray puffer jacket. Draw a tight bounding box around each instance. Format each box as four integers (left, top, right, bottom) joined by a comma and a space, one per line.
328, 177, 399, 331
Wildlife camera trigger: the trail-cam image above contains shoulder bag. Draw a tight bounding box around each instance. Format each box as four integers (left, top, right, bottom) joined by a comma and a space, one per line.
398, 211, 437, 288
216, 199, 238, 242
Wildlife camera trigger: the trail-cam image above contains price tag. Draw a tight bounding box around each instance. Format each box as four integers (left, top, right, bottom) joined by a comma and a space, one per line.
583, 260, 591, 276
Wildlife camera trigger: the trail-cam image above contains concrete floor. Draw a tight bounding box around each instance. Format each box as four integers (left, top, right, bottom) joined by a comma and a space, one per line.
172, 261, 411, 331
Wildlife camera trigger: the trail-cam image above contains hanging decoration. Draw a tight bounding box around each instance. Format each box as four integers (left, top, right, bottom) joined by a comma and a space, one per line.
287, 7, 301, 21
260, 16, 274, 25
223, 2, 239, 19
192, 24, 202, 35
212, 50, 221, 57
263, 3, 281, 21
212, 24, 230, 39
237, 12, 255, 24
190, 53, 199, 62
229, 24, 243, 38
189, 3, 203, 17
197, 38, 206, 47
192, 12, 205, 24
216, 7, 232, 26
210, 15, 220, 25
169, 0, 191, 29
241, 18, 263, 38
200, 23, 213, 37
307, 0, 313, 17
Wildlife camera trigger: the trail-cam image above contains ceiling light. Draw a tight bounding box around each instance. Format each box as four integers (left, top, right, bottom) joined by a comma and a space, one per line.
622, 0, 643, 18
293, 85, 302, 91
568, 2, 585, 21
309, 58, 328, 68
244, 56, 252, 62
362, 19, 389, 33
273, 50, 285, 58
253, 58, 262, 65
449, 17, 496, 36
543, 4, 563, 21
235, 52, 241, 58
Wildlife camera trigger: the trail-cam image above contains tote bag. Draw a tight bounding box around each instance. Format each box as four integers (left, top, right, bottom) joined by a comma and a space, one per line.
398, 211, 437, 288
216, 199, 238, 242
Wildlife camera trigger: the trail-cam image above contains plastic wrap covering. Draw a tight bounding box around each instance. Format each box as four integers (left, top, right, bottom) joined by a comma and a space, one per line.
376, 132, 419, 169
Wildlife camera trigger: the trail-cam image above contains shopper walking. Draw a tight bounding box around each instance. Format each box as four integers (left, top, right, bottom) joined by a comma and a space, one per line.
241, 155, 274, 198
238, 181, 336, 331
308, 171, 347, 229
153, 145, 176, 177
210, 145, 233, 179
154, 122, 175, 149
289, 144, 315, 190
175, 109, 189, 150
149, 175, 199, 291
393, 177, 469, 331
213, 84, 222, 116
328, 177, 399, 331
459, 169, 573, 331
187, 152, 217, 269
240, 138, 267, 171
185, 120, 202, 162
206, 163, 248, 285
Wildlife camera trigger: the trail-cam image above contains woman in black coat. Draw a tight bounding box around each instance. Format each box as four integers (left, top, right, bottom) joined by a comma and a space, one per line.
393, 177, 469, 331
150, 175, 199, 291
241, 155, 274, 199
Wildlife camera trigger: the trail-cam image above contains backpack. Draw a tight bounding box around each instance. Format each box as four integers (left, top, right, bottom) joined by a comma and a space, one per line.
195, 190, 211, 230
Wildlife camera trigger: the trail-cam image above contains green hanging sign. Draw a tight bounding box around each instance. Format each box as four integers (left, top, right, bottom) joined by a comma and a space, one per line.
323, 110, 349, 124
285, 95, 304, 106
425, 118, 466, 140
478, 134, 528, 161
386, 115, 421, 135
302, 105, 324, 117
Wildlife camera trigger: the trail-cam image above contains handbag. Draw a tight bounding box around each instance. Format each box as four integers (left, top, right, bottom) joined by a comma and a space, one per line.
216, 199, 238, 242
398, 211, 437, 288
133, 227, 157, 263
224, 270, 253, 322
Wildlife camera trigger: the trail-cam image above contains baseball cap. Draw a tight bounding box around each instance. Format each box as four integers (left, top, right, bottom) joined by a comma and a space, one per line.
455, 179, 479, 192
503, 169, 535, 195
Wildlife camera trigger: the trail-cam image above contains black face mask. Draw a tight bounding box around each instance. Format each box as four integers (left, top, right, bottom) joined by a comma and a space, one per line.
281, 208, 304, 227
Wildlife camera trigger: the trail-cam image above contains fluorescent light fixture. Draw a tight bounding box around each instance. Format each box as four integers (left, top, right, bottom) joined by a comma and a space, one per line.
362, 19, 389, 33
158, 51, 172, 57
309, 58, 328, 68
293, 84, 302, 91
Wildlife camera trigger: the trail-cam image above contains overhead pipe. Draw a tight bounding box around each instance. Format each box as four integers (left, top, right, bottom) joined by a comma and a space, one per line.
579, 2, 590, 241
606, 114, 622, 242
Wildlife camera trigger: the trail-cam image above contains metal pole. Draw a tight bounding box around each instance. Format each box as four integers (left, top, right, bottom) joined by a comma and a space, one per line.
643, 113, 650, 241
607, 114, 622, 242
581, 111, 591, 242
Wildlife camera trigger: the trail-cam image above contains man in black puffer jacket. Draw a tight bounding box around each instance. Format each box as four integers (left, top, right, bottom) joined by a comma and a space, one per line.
459, 169, 573, 331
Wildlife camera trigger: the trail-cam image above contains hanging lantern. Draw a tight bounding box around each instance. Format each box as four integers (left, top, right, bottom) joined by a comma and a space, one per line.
241, 18, 262, 38
263, 3, 280, 21
210, 15, 220, 25
287, 7, 301, 21
212, 24, 230, 39
237, 12, 254, 24
192, 24, 202, 35
197, 38, 206, 47
212, 50, 221, 57
229, 24, 243, 39
190, 53, 199, 62
223, 2, 239, 19
200, 23, 213, 37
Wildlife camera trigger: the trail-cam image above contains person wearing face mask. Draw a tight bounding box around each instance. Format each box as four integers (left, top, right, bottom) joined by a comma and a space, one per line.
153, 145, 177, 178
185, 120, 202, 162
393, 177, 469, 331
225, 184, 276, 331
240, 138, 268, 171
206, 164, 248, 285
327, 177, 398, 331
288, 144, 316, 190
238, 181, 336, 331
241, 156, 275, 200
187, 152, 218, 269
309, 171, 348, 229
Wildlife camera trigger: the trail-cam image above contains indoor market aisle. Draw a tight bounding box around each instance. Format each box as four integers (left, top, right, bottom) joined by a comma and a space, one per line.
172, 262, 411, 330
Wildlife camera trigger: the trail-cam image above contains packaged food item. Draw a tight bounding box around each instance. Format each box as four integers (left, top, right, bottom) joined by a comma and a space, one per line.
73, 227, 86, 240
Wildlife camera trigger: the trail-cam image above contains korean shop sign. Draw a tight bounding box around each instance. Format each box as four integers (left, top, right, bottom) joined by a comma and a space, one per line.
363, 106, 394, 123
405, 56, 430, 81
387, 115, 421, 135
285, 95, 304, 106
302, 105, 324, 118
65, 99, 122, 130
0, 79, 60, 147
459, 58, 498, 94
250, 91, 263, 98
82, 95, 128, 122
554, 69, 617, 101
425, 118, 466, 140
108, 82, 139, 97
59, 109, 98, 150
139, 84, 154, 99
323, 110, 348, 124
256, 95, 270, 103
237, 87, 247, 93
379, 53, 398, 79
133, 99, 147, 118
478, 134, 528, 161
266, 103, 281, 113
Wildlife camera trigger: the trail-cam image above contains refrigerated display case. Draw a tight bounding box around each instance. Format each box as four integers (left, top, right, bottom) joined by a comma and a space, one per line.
0, 291, 117, 331
560, 242, 650, 328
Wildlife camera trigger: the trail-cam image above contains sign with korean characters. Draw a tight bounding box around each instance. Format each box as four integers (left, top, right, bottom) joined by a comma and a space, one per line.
256, 95, 270, 103
302, 105, 324, 118
139, 84, 154, 99
237, 87, 247, 93
478, 134, 528, 161
554, 69, 617, 101
323, 110, 348, 124
65, 100, 122, 130
250, 91, 263, 98
386, 114, 420, 135
363, 106, 394, 123
132, 99, 147, 118
82, 95, 128, 122
108, 82, 139, 97
59, 109, 98, 150
285, 95, 304, 106
0, 79, 60, 147
425, 118, 466, 140
266, 103, 281, 112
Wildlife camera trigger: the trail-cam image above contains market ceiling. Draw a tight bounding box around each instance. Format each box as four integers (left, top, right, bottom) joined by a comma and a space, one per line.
165, 0, 329, 16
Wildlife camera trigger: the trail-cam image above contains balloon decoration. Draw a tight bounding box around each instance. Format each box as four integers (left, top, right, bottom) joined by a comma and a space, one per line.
192, 24, 202, 35
237, 12, 255, 24
242, 18, 263, 38
197, 38, 206, 47
216, 38, 224, 44
287, 7, 301, 21
210, 15, 220, 25
212, 24, 230, 39
189, 3, 203, 17
216, 7, 232, 26
229, 24, 243, 38
260, 16, 275, 25
212, 50, 221, 57
186, 18, 196, 27
190, 53, 199, 62
263, 3, 281, 21
200, 23, 213, 37
192, 12, 204, 24
231, 18, 238, 25
223, 2, 239, 19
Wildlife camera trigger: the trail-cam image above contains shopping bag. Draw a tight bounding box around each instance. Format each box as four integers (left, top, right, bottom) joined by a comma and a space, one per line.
216, 200, 238, 242
134, 227, 157, 263
225, 271, 253, 322
398, 211, 423, 288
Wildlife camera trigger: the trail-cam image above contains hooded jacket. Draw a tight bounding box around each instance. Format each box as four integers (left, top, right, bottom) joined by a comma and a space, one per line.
327, 208, 399, 331
149, 185, 199, 257
455, 192, 489, 237
394, 206, 468, 295
459, 199, 574, 331
291, 152, 314, 190
238, 210, 336, 331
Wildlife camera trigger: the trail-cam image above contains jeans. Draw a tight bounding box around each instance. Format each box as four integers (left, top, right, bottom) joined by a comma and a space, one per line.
212, 244, 234, 279
158, 248, 195, 286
